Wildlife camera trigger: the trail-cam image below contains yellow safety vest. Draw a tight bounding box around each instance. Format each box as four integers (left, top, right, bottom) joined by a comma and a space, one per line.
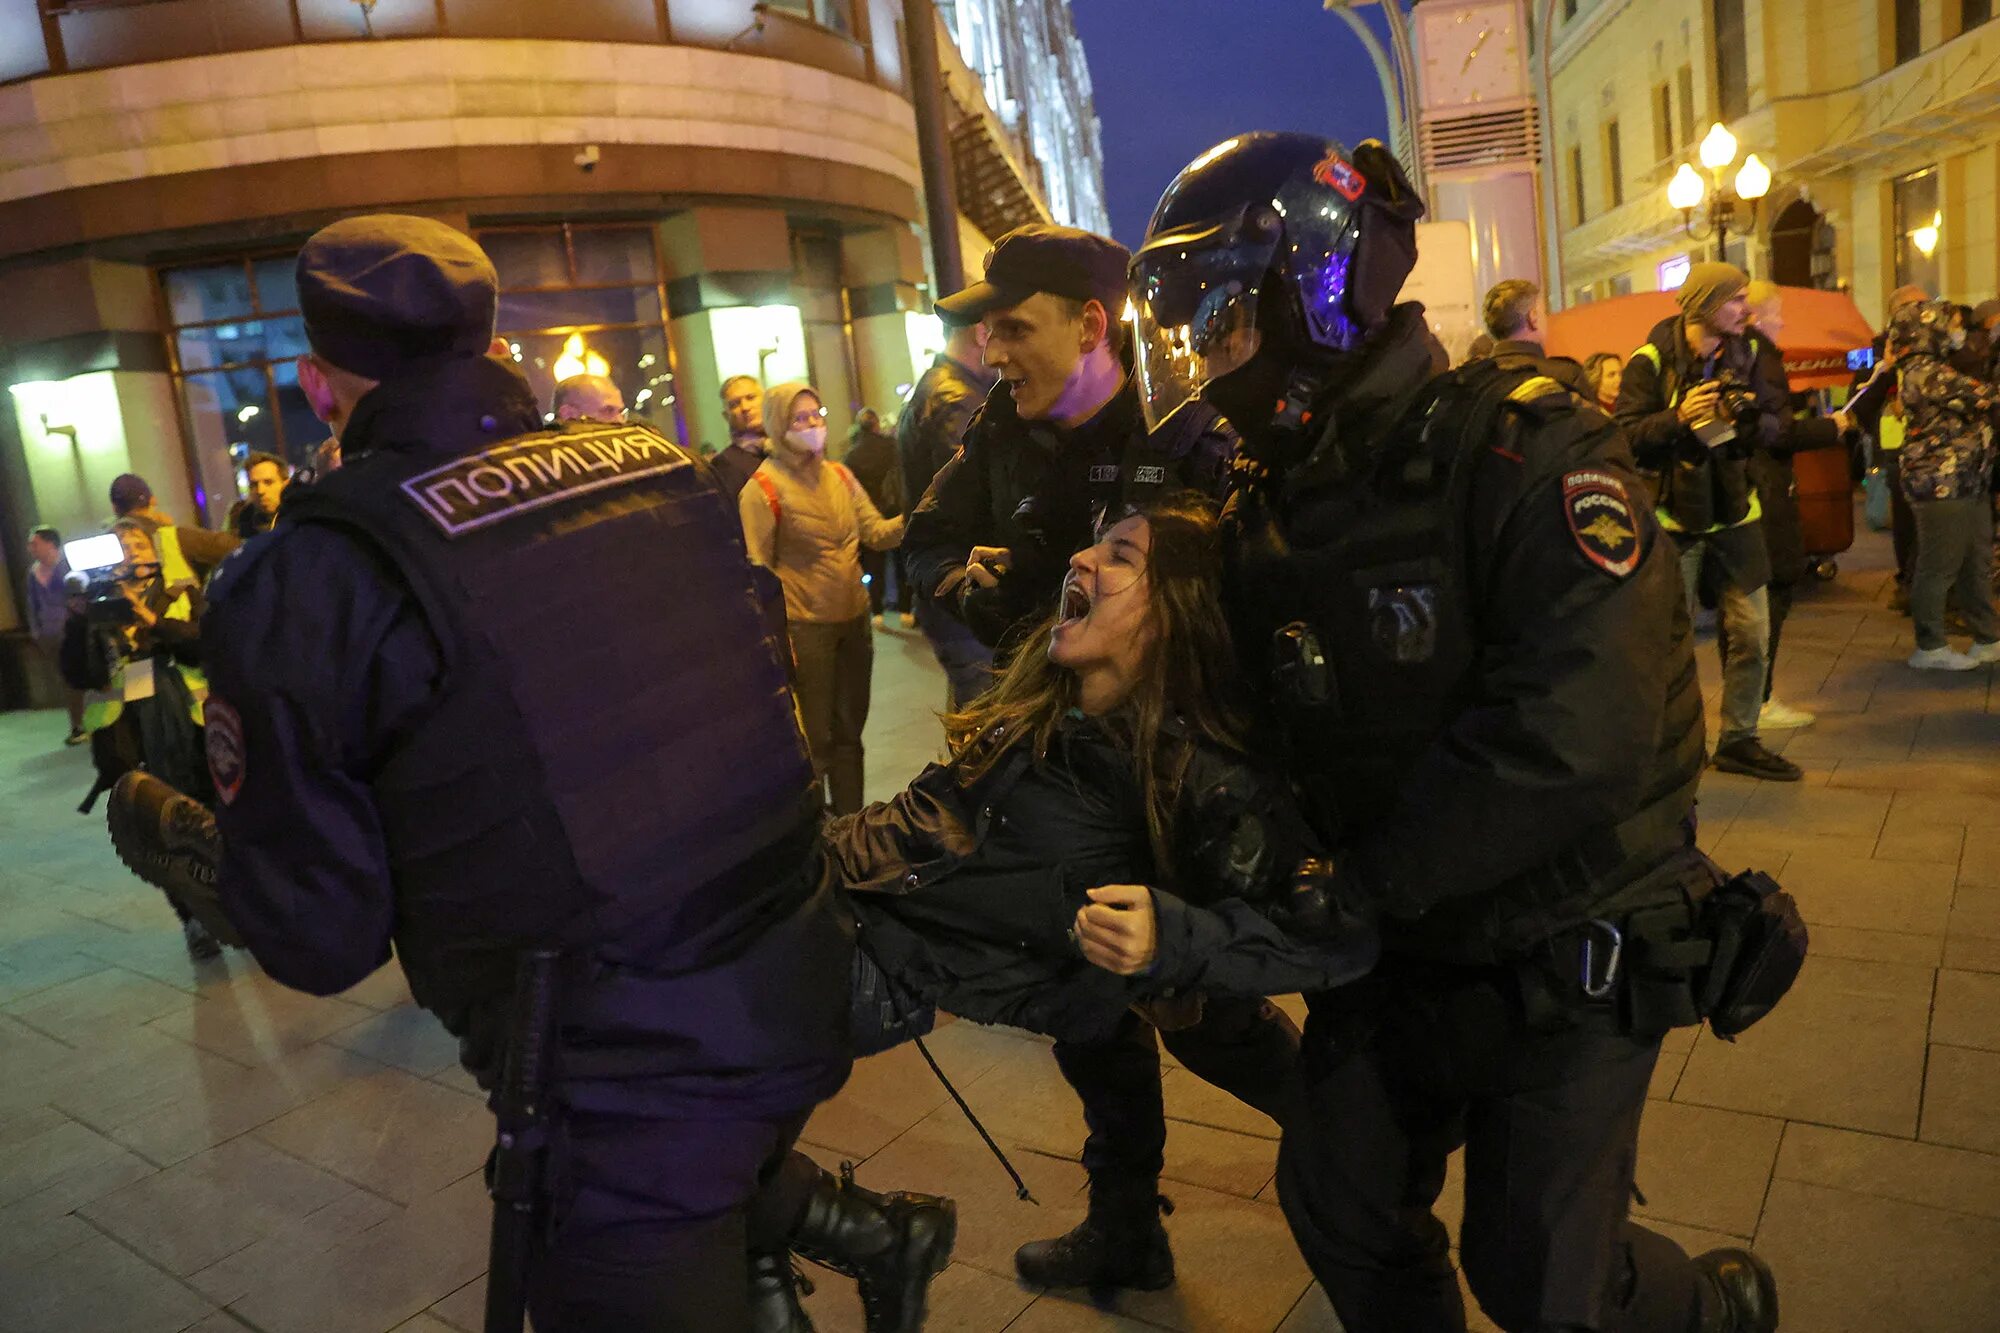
80, 589, 206, 734
1631, 342, 1764, 534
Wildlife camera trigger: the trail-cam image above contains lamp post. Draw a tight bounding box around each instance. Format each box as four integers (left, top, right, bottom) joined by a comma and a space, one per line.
1666, 123, 1771, 263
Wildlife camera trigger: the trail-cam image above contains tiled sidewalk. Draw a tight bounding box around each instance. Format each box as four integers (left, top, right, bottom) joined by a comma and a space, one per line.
1, 522, 1997, 1332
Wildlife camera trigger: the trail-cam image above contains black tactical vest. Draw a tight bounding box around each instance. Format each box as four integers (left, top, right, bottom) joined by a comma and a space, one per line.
1231, 360, 1705, 959
282, 420, 823, 1000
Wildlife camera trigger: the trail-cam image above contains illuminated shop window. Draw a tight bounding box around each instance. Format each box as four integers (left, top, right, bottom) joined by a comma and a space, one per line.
476, 223, 685, 440
161, 254, 322, 527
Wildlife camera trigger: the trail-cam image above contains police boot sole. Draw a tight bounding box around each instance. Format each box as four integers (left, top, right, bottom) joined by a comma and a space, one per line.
107, 778, 241, 946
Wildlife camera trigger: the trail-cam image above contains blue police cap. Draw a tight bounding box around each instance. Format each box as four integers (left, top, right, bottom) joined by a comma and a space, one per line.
296, 214, 498, 381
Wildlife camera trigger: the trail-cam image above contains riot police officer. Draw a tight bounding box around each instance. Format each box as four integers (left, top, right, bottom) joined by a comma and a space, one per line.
1128, 135, 1780, 1332
108, 215, 952, 1332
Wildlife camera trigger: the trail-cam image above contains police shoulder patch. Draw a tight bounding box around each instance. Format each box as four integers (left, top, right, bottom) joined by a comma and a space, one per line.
1562, 469, 1640, 578
206, 696, 245, 805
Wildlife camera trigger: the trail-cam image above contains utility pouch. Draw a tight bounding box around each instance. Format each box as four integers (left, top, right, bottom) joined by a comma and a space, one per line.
1695, 869, 1808, 1039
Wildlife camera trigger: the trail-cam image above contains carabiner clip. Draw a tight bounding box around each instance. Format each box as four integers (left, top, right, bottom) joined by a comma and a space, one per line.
1579, 918, 1623, 1001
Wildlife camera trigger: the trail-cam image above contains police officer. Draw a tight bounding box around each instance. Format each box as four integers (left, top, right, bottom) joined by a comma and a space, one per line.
106, 215, 952, 1332
1128, 134, 1779, 1332
903, 222, 1238, 649
896, 308, 997, 707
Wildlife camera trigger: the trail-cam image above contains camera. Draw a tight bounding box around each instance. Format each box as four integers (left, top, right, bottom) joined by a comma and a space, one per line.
61, 533, 146, 628
573, 144, 601, 173
1688, 373, 1758, 449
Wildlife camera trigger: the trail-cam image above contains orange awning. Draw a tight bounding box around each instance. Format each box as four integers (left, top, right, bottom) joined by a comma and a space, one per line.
1545, 287, 1876, 389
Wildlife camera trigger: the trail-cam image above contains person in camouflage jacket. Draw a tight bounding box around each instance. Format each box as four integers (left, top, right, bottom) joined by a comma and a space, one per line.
1887, 299, 2000, 666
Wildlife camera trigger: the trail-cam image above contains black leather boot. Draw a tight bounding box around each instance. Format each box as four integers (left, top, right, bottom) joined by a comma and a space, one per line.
791, 1162, 955, 1333
1013, 1193, 1174, 1295
1693, 1248, 1779, 1333
106, 772, 242, 946
747, 1252, 815, 1333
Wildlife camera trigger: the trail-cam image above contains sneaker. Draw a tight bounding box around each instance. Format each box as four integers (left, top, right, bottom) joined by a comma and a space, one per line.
870, 613, 887, 630
1908, 646, 1982, 671
1710, 738, 1804, 782
64, 727, 86, 747
1968, 640, 2000, 665
898, 611, 917, 630
1757, 698, 1816, 729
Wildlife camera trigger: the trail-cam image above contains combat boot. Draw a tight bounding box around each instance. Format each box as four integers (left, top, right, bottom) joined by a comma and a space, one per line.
1014, 1193, 1175, 1295
107, 771, 242, 947
1692, 1248, 1778, 1333
791, 1162, 954, 1333
747, 1252, 815, 1332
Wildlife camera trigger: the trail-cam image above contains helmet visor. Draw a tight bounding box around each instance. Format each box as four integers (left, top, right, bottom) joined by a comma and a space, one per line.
1130, 240, 1269, 432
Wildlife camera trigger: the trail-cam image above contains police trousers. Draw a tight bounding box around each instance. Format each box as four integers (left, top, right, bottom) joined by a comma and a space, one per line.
1052, 994, 1300, 1213
1276, 970, 1702, 1333
525, 1111, 817, 1332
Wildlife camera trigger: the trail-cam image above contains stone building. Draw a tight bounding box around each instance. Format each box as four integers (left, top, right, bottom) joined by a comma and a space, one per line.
0, 0, 1105, 686
1547, 0, 1998, 319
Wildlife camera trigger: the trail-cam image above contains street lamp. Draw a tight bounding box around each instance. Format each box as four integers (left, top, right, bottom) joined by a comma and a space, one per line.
1667, 122, 1771, 261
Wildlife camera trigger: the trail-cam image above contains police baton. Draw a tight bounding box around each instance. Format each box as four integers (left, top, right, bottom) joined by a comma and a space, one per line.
484, 947, 561, 1333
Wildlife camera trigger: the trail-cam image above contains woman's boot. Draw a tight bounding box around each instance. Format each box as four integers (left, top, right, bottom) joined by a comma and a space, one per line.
1014, 1191, 1174, 1295
790, 1162, 955, 1333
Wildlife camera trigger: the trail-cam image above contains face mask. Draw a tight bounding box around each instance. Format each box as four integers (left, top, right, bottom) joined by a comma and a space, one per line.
786, 426, 827, 457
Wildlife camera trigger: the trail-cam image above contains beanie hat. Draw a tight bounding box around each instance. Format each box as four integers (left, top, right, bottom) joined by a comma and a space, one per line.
1676, 262, 1749, 322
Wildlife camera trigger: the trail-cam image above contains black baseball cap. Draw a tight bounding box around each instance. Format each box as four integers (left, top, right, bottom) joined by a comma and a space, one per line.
296, 214, 498, 381
936, 223, 1131, 323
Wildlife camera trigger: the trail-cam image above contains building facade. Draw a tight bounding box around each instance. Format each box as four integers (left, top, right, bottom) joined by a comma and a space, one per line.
0, 0, 1106, 672
1546, 0, 1999, 321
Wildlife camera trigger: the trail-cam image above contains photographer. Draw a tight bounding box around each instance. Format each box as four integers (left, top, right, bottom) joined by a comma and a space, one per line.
59, 520, 220, 958
1616, 263, 1799, 782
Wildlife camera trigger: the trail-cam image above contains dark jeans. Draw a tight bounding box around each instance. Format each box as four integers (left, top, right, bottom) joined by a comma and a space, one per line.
913, 599, 994, 711
1911, 495, 2000, 650
860, 549, 905, 617
790, 615, 873, 814
526, 1111, 817, 1332
1276, 974, 1701, 1333
1886, 453, 1916, 584
1718, 580, 1791, 704
1052, 995, 1301, 1212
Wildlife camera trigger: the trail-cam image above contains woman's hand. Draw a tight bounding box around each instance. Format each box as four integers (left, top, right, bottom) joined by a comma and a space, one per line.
1075, 885, 1157, 976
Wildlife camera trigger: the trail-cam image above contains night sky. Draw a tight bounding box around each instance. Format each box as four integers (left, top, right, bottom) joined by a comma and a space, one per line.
1071, 0, 1395, 247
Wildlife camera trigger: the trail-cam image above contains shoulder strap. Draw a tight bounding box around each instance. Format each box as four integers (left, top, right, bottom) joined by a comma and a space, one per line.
752, 470, 782, 522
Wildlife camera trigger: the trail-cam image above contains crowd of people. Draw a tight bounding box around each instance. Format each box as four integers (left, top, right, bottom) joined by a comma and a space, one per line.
1464, 264, 2000, 784
28, 132, 1821, 1333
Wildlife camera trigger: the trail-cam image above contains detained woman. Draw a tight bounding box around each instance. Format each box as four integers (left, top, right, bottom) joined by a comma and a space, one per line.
757, 495, 1378, 1333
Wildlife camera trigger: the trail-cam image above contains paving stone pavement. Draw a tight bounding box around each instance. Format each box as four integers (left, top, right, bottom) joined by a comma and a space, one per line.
1, 520, 1996, 1331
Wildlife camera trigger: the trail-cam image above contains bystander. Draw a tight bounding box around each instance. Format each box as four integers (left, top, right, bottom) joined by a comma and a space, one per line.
1584, 351, 1623, 415
23, 525, 85, 745
844, 406, 909, 628
740, 380, 904, 813
1480, 278, 1592, 401
711, 373, 770, 499
229, 452, 290, 540
552, 373, 626, 424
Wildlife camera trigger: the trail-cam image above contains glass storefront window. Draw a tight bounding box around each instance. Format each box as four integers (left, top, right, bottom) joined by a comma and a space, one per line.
163, 254, 313, 527
163, 224, 687, 525
480, 222, 685, 441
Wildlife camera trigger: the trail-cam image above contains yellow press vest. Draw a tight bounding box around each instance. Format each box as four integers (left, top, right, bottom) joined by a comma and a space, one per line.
80, 590, 207, 734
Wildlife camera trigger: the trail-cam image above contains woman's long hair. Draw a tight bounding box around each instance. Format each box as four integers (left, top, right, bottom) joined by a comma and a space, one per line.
942, 491, 1251, 880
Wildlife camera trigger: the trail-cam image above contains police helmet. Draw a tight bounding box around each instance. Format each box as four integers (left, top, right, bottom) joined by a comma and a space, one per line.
1129, 132, 1425, 430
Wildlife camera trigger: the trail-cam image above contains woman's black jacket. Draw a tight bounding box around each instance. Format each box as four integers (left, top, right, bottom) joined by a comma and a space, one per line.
825, 713, 1379, 1044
